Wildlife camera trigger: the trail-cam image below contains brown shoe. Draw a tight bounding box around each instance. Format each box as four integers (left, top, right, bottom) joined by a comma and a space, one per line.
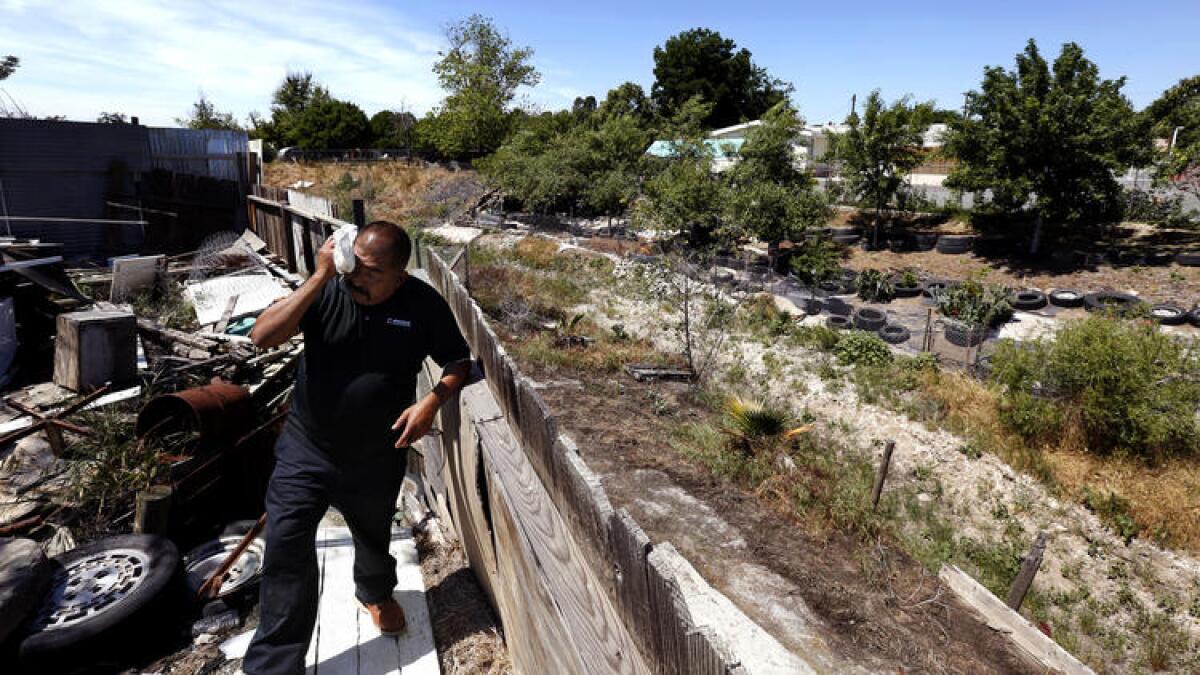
360, 596, 407, 636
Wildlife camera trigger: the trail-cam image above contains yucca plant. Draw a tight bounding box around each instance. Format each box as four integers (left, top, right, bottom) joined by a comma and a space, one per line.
724, 395, 791, 439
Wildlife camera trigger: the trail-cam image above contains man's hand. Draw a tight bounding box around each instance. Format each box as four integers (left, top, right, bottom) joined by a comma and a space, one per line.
314, 237, 336, 282
391, 397, 438, 448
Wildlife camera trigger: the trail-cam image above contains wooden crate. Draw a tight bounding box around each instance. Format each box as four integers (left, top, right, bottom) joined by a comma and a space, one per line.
53, 310, 137, 391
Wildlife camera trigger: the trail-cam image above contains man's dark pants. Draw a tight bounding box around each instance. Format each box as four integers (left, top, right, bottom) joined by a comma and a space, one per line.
242, 419, 405, 675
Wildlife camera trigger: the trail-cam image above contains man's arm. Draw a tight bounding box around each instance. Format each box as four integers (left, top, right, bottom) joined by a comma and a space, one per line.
251, 238, 335, 349
392, 359, 471, 448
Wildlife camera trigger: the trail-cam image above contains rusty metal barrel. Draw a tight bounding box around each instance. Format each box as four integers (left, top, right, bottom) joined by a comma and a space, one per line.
135, 380, 254, 445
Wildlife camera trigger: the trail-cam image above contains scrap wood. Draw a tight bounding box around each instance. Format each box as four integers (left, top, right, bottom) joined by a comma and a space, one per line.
0, 385, 110, 453
625, 363, 696, 382
136, 318, 218, 353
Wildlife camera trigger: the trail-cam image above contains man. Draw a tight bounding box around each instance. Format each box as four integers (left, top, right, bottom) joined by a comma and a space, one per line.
243, 221, 471, 675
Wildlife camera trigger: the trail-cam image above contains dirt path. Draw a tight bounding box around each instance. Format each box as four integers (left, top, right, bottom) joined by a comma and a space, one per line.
521, 359, 1036, 675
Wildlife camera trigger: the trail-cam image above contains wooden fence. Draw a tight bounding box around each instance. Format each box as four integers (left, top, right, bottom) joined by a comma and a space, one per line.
415, 250, 750, 675
246, 187, 344, 277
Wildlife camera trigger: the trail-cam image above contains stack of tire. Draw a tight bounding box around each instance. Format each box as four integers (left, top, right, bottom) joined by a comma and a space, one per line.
829, 227, 860, 246
913, 232, 939, 251
1174, 251, 1200, 267
935, 235, 975, 255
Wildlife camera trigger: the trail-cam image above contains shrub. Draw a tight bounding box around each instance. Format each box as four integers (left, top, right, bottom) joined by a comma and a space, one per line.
723, 395, 792, 440
834, 330, 893, 367
1082, 487, 1141, 543
898, 269, 920, 288
990, 315, 1200, 458
792, 325, 841, 351
856, 268, 895, 302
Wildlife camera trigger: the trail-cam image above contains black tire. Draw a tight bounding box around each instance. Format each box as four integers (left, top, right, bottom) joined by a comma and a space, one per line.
710, 270, 734, 284
1190, 308, 1200, 327
1149, 304, 1188, 326
826, 315, 852, 330
893, 282, 922, 298
1009, 290, 1048, 311
824, 298, 853, 316
801, 298, 824, 315
922, 280, 949, 297
20, 535, 180, 661
832, 234, 860, 245
852, 307, 887, 331
936, 235, 975, 254
1048, 289, 1084, 308
1174, 252, 1200, 267
1083, 291, 1144, 316
943, 320, 987, 347
913, 233, 939, 251
887, 238, 909, 253
829, 226, 859, 237
879, 324, 911, 344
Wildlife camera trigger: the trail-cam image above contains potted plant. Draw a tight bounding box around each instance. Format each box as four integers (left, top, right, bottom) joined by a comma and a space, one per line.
893, 269, 922, 297
932, 274, 1012, 347
856, 268, 895, 303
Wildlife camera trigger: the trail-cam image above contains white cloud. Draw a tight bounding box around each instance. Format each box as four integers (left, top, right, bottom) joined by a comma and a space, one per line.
0, 0, 447, 124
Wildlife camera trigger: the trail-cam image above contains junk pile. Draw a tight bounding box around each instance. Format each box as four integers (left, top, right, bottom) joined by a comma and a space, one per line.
0, 230, 302, 672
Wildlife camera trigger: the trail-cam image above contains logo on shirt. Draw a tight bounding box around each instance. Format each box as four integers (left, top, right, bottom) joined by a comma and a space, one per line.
386, 317, 412, 328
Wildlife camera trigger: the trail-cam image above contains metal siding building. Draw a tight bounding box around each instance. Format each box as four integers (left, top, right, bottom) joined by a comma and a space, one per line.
0, 119, 248, 259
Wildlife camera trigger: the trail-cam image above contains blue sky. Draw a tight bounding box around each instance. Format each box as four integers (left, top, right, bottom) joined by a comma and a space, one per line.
1, 0, 1197, 127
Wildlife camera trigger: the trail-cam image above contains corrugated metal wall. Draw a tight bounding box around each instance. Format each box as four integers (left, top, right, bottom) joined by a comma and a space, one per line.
147, 127, 248, 181
0, 119, 248, 259
0, 118, 151, 256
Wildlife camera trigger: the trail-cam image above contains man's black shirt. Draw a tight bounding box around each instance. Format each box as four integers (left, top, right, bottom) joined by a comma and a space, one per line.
289, 275, 470, 452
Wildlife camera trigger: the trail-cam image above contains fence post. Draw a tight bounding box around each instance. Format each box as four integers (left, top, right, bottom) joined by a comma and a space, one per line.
870, 440, 896, 511
1006, 531, 1047, 611
352, 198, 366, 227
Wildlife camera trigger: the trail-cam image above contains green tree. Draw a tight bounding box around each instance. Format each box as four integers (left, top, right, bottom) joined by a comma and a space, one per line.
176, 93, 242, 131
96, 112, 129, 124
652, 28, 791, 129
724, 102, 829, 247
428, 14, 540, 157
945, 39, 1147, 253
834, 90, 934, 245
0, 55, 17, 80
1143, 75, 1200, 194
369, 109, 417, 150
250, 71, 332, 148
633, 98, 727, 247
289, 99, 370, 150
598, 81, 654, 124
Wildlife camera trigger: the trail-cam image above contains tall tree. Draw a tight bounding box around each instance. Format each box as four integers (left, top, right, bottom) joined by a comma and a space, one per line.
652, 28, 791, 129
289, 99, 370, 150
427, 14, 540, 157
598, 81, 654, 124
1143, 75, 1200, 193
369, 109, 417, 150
176, 93, 241, 131
252, 71, 332, 148
0, 55, 18, 80
724, 102, 829, 247
834, 90, 934, 245
945, 39, 1147, 253
634, 98, 728, 246
96, 112, 129, 124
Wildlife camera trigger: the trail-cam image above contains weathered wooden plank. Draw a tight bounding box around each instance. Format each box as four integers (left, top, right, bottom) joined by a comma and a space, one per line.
487, 465, 586, 675
609, 510, 654, 660
479, 417, 650, 675
554, 436, 616, 590
939, 564, 1094, 675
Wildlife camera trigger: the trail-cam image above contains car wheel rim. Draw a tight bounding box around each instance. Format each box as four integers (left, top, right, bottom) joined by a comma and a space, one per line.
33, 549, 152, 631
183, 535, 266, 597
